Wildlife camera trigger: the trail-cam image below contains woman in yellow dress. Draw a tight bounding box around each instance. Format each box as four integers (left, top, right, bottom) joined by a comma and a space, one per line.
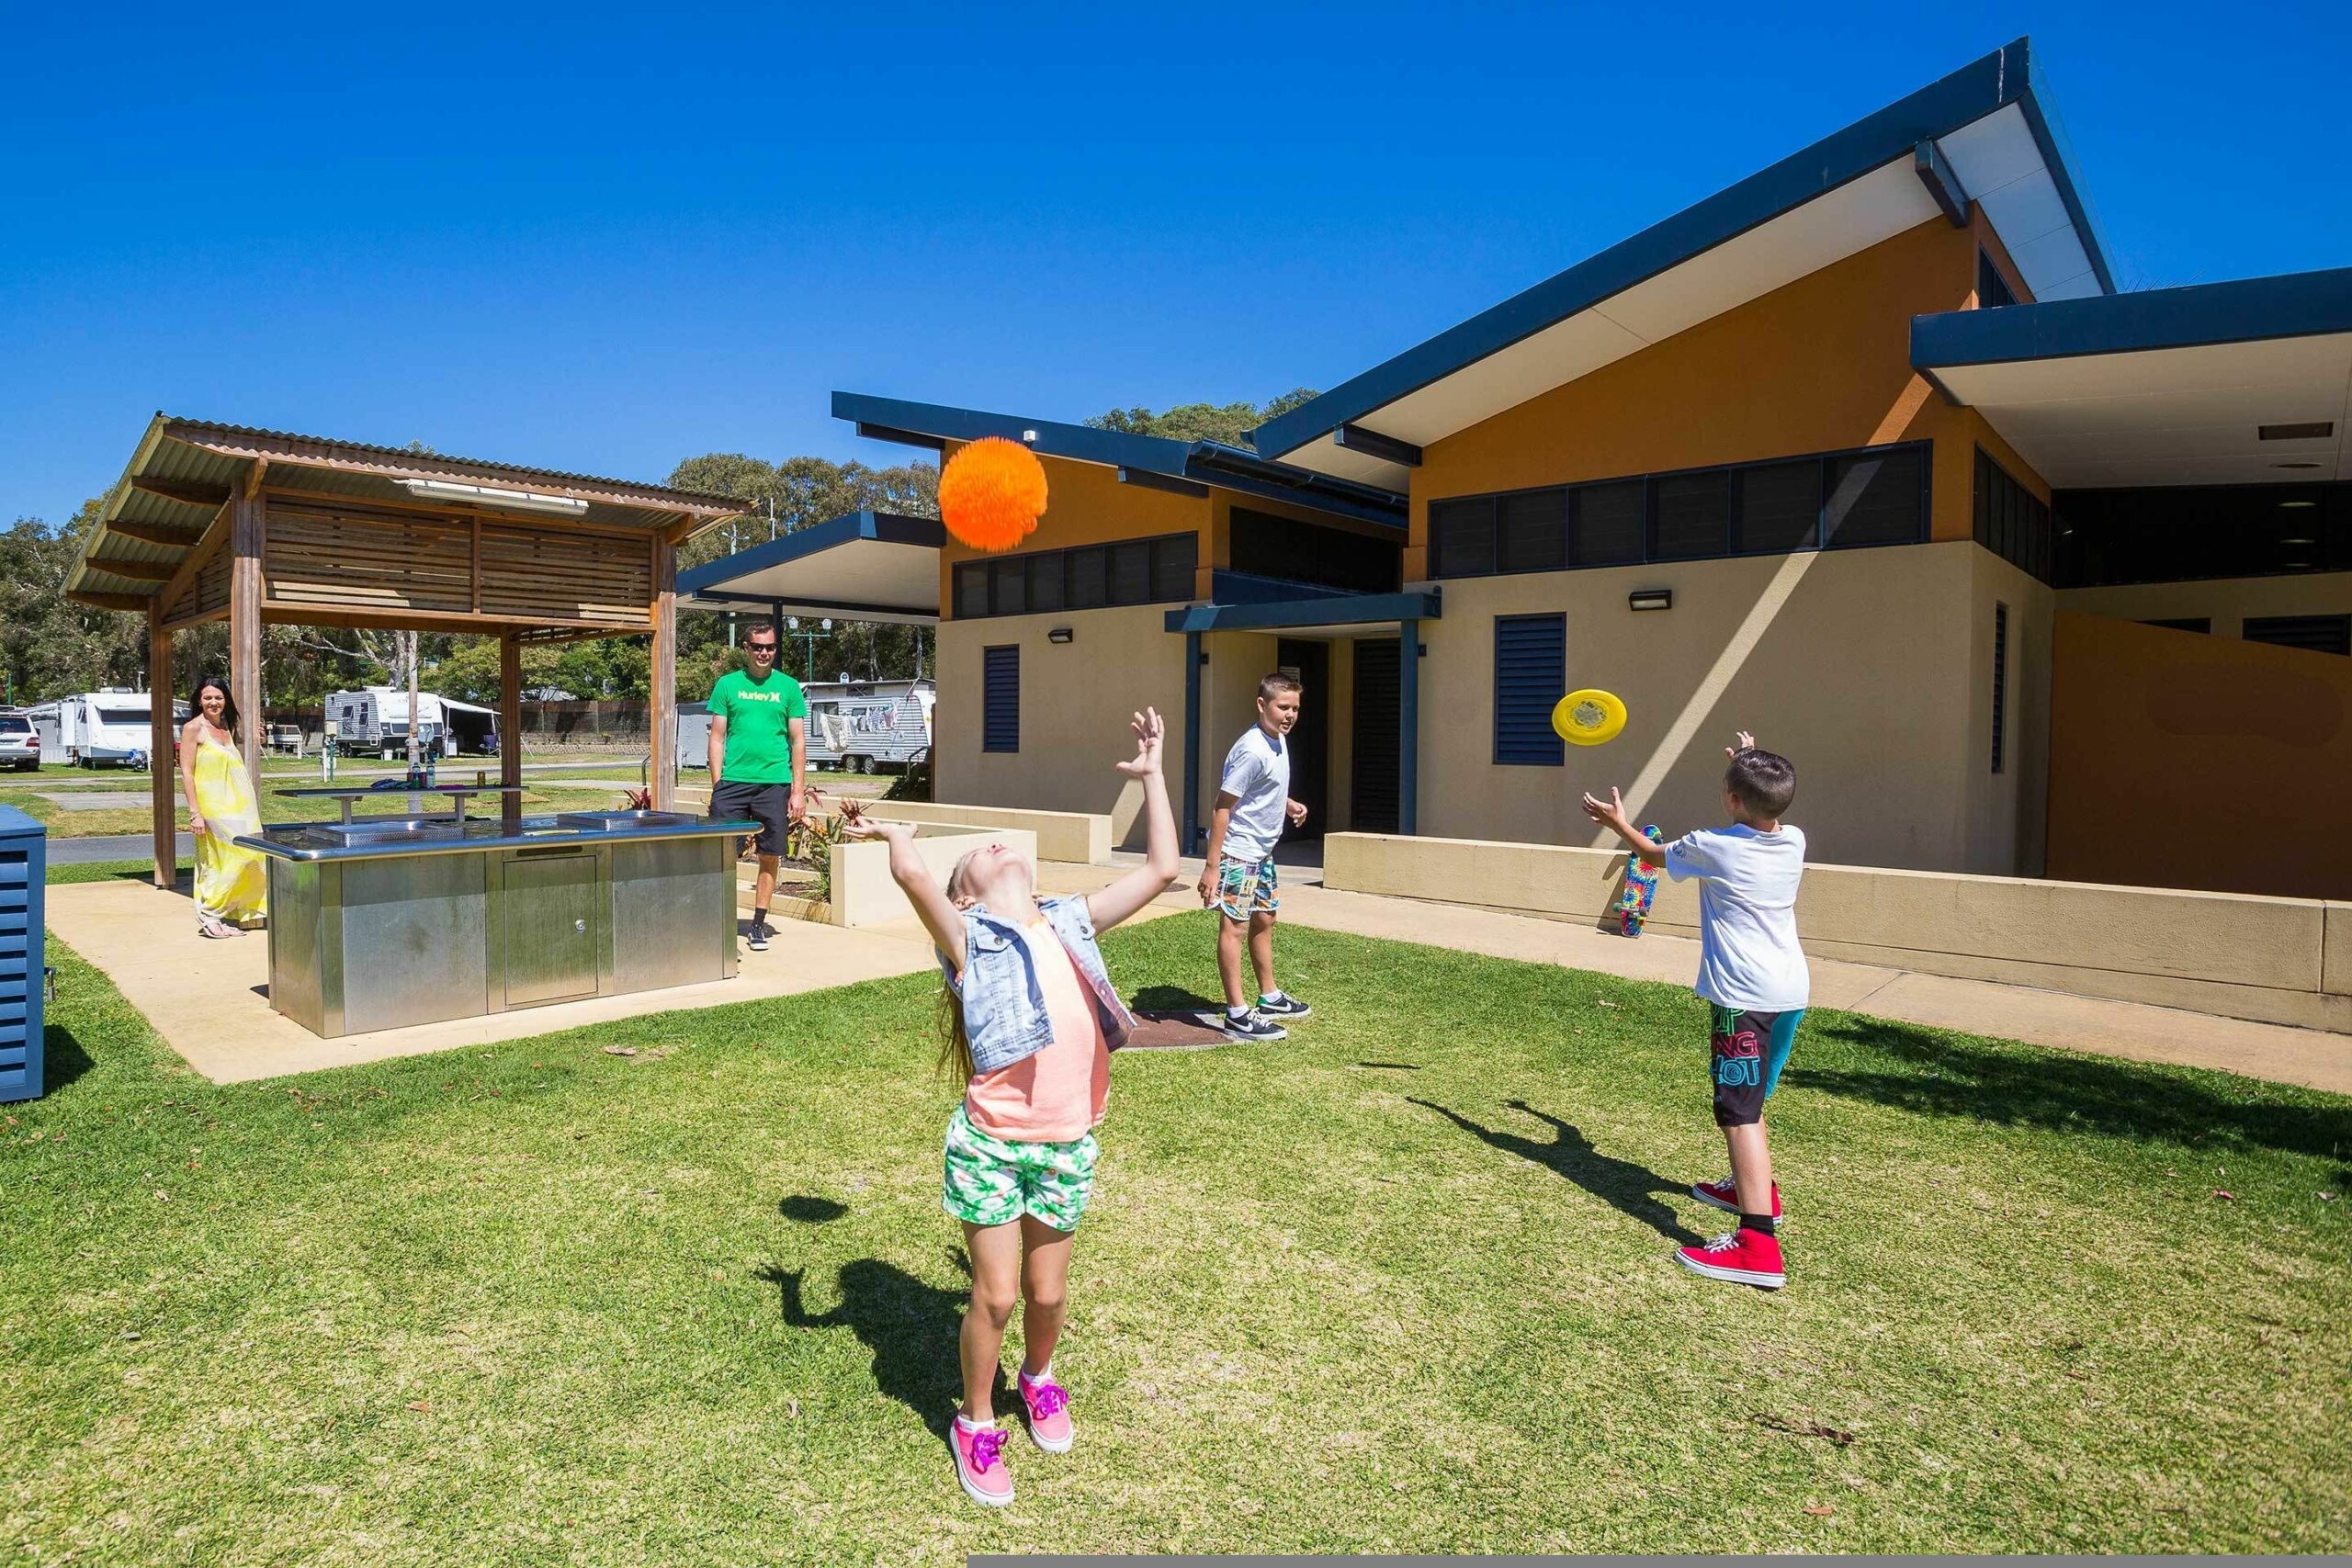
178, 677, 267, 939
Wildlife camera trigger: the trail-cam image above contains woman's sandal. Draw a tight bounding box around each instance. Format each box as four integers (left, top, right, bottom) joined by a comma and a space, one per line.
198, 915, 232, 940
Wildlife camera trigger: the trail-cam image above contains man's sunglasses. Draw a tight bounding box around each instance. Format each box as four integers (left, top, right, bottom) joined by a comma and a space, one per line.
745, 642, 778, 656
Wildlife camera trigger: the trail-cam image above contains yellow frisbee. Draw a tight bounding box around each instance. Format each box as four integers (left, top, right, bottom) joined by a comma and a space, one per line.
1552, 689, 1627, 746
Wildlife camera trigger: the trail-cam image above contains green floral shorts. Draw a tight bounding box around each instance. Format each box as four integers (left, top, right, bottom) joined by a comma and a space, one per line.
942, 1103, 1099, 1232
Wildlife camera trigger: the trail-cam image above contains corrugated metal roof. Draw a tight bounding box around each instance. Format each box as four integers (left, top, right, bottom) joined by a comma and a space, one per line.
156, 415, 743, 509
65, 412, 742, 604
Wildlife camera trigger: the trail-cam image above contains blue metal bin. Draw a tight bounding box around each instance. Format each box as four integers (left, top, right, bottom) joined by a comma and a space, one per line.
0, 805, 48, 1102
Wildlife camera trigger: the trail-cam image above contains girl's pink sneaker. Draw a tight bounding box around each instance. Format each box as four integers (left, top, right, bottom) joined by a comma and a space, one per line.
1018, 1369, 1075, 1453
951, 1418, 1013, 1506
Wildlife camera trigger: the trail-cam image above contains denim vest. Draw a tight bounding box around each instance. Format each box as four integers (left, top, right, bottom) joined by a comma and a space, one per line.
945, 895, 1135, 1074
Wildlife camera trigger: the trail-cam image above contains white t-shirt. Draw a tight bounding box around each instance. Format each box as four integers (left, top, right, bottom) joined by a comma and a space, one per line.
1662, 823, 1809, 1013
1216, 725, 1291, 863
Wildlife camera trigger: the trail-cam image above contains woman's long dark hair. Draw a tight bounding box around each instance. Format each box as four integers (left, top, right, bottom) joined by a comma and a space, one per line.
189, 676, 236, 737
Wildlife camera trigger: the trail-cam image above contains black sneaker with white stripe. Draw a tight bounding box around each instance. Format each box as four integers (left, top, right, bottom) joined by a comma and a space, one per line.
1218, 1009, 1288, 1043
1257, 992, 1311, 1021
746, 919, 773, 952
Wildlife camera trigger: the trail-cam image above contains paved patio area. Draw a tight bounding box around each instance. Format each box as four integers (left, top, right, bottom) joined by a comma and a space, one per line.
42, 851, 2352, 1094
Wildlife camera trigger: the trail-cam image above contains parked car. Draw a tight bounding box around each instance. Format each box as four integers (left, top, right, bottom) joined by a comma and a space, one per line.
0, 714, 39, 772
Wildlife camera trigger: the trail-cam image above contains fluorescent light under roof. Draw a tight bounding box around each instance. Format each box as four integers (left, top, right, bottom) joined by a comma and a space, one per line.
400, 479, 590, 516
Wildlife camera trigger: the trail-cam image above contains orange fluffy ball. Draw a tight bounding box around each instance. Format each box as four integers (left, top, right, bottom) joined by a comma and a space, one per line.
938, 437, 1049, 553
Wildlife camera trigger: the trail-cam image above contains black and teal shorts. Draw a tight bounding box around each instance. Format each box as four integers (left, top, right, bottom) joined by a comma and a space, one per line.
1707, 1004, 1803, 1127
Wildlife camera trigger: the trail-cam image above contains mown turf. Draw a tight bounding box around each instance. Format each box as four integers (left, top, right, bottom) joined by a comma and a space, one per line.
3, 916, 2346, 1562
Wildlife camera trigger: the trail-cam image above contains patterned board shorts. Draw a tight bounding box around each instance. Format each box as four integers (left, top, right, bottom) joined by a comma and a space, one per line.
942, 1103, 1100, 1232
1708, 1003, 1804, 1128
1215, 854, 1279, 921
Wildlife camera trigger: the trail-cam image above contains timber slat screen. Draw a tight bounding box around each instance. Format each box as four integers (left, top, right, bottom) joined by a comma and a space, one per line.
479, 524, 650, 626
266, 505, 474, 615
261, 503, 652, 627
188, 547, 232, 620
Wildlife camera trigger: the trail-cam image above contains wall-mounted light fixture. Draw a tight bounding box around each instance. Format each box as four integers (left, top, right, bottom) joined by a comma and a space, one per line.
1046, 626, 1075, 644
1628, 589, 1673, 612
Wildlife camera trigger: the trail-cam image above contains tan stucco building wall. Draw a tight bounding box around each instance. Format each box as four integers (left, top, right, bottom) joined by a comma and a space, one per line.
1408, 542, 2049, 874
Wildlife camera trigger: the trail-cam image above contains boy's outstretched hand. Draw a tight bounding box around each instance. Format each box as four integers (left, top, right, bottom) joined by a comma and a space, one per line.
1114, 707, 1165, 777
1580, 785, 1632, 835
1725, 729, 1756, 759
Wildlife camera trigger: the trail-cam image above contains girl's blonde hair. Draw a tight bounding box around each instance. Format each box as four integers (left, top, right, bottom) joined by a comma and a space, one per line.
938, 850, 981, 1083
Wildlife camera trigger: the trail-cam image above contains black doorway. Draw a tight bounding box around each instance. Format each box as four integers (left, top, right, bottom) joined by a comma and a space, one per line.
1351, 637, 1400, 834
1275, 638, 1329, 840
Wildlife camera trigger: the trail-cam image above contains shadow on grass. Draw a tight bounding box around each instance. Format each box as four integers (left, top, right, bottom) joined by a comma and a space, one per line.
1131, 984, 1224, 1016
1806, 1016, 2352, 1161
37, 1023, 95, 1095
763, 1247, 976, 1439
1409, 1098, 1702, 1244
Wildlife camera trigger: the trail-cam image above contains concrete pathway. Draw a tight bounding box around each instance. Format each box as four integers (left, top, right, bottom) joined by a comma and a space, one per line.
45, 877, 935, 1085
40, 846, 2351, 1094
1033, 855, 2352, 1096
51, 832, 193, 865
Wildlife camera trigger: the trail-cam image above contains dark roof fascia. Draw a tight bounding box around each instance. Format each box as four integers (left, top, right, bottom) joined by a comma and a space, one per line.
833, 391, 1406, 526
1250, 37, 2109, 460
1163, 587, 1442, 634
1912, 267, 2352, 371
674, 510, 944, 597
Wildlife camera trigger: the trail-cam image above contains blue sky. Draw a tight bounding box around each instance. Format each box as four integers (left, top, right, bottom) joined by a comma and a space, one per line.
6, 1, 2346, 527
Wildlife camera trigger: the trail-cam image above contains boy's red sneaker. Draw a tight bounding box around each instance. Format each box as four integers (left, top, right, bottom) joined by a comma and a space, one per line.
1691, 1176, 1781, 1225
1676, 1227, 1785, 1289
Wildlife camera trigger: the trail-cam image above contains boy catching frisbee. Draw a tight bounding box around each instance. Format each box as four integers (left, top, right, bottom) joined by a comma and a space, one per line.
1583, 729, 1806, 1289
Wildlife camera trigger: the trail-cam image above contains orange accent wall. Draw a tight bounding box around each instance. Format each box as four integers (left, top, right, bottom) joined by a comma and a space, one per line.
1412, 213, 2023, 550
2046, 613, 2352, 899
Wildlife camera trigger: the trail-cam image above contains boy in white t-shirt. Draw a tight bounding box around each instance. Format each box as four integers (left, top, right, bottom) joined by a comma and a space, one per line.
1583, 730, 1805, 1290
1195, 671, 1311, 1043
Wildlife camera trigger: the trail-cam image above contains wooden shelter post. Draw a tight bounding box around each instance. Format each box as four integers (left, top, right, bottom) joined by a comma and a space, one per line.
149, 612, 175, 889
228, 477, 265, 784
650, 536, 677, 809
499, 632, 524, 827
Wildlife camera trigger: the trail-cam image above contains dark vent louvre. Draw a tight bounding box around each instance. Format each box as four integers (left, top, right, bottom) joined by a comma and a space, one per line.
1431, 497, 1496, 578
1497, 491, 1567, 573
2245, 614, 2351, 655
1350, 638, 1401, 833
1028, 552, 1064, 613
2141, 617, 2211, 634
1973, 447, 2052, 582
1493, 614, 1566, 766
1066, 547, 1107, 609
1573, 480, 1645, 565
982, 645, 1020, 752
1991, 603, 2008, 774
1735, 460, 1821, 554
990, 557, 1026, 616
1650, 471, 1729, 560
1151, 535, 1197, 601
1825, 447, 1926, 547
1108, 541, 1151, 604
954, 562, 989, 619
1977, 248, 2017, 308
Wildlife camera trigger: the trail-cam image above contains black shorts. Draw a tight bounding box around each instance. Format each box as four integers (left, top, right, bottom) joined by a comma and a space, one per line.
1708, 1004, 1804, 1128
710, 779, 791, 856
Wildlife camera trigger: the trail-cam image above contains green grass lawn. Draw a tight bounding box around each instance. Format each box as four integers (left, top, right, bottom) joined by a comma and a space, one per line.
4, 916, 2346, 1562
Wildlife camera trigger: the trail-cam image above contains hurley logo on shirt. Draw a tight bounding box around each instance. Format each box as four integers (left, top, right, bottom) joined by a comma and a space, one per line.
736, 689, 786, 703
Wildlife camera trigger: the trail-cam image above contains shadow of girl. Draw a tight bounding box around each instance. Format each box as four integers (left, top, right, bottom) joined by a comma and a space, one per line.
762, 1252, 978, 1438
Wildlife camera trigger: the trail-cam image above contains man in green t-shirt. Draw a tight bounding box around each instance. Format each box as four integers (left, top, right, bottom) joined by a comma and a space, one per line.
706, 623, 808, 951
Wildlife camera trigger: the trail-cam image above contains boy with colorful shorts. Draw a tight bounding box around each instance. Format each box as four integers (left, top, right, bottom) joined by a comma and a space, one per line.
1585, 729, 1807, 1289
1195, 671, 1313, 1043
